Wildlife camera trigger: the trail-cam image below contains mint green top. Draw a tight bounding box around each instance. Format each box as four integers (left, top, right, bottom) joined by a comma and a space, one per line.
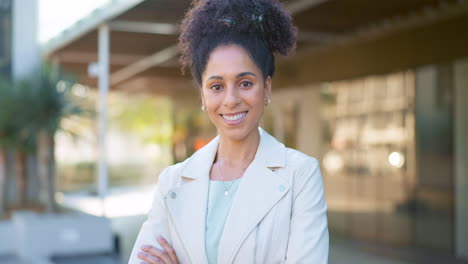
205, 178, 242, 264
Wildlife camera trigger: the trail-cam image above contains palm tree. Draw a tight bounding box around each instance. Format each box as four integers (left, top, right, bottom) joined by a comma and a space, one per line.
26, 63, 86, 213
0, 76, 38, 214
0, 63, 88, 216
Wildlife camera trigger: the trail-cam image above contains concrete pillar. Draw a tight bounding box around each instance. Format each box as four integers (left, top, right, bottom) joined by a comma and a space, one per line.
454, 58, 468, 259
12, 0, 39, 79
414, 65, 453, 251
97, 24, 110, 216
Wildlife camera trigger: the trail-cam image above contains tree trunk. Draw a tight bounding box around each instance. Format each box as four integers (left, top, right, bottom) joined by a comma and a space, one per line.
15, 150, 27, 206
5, 150, 16, 205
48, 130, 57, 212
37, 129, 58, 213
26, 152, 40, 203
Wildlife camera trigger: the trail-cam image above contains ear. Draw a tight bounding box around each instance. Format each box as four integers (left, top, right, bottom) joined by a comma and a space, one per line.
264, 76, 272, 99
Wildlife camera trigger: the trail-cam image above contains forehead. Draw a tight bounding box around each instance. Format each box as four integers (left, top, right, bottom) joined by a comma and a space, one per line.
203, 44, 260, 79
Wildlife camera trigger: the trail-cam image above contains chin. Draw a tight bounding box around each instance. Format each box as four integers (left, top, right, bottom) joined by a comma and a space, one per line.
217, 124, 258, 142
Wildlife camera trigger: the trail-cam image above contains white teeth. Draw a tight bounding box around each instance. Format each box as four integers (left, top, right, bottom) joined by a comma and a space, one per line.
222, 112, 247, 121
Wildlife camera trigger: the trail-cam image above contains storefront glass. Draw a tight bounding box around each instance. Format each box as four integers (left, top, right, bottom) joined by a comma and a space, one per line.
321, 68, 454, 253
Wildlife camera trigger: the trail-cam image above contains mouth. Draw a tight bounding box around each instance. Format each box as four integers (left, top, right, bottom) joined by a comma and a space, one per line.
220, 111, 248, 124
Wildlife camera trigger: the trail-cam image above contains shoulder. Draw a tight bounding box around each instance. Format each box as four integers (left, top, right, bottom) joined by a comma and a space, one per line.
282, 148, 323, 196
260, 127, 322, 186
284, 147, 320, 175
155, 157, 193, 195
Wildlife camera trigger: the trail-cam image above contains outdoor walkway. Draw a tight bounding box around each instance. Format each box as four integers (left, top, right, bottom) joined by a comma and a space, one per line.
329, 235, 468, 264
329, 235, 410, 264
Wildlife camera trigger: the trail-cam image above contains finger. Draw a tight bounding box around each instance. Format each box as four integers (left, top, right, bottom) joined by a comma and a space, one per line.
137, 251, 161, 264
141, 245, 172, 264
157, 236, 178, 264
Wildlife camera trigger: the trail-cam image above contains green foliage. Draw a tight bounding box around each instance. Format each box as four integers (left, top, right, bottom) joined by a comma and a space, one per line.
26, 63, 86, 133
111, 94, 173, 146
0, 62, 89, 152
0, 77, 17, 148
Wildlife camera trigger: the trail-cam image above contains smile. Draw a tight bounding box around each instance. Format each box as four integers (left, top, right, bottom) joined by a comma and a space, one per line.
221, 111, 248, 124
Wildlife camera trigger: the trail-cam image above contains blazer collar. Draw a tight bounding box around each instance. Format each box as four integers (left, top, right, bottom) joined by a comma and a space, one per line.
180, 127, 287, 179
165, 127, 289, 264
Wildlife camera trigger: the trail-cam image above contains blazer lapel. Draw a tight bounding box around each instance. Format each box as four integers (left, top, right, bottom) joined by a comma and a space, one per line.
217, 128, 289, 264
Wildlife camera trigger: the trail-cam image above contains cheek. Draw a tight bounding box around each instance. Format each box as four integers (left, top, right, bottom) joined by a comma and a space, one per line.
245, 87, 265, 107
203, 92, 219, 107
205, 96, 222, 118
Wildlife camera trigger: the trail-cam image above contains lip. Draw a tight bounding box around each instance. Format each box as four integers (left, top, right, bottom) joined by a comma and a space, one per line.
220, 111, 248, 125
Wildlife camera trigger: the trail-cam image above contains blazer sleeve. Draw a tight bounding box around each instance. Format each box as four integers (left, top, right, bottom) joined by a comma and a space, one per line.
285, 158, 329, 264
128, 167, 172, 264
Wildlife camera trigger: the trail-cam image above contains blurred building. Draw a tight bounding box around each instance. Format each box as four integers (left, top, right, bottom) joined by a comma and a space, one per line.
0, 0, 40, 79
42, 0, 468, 262
0, 0, 12, 78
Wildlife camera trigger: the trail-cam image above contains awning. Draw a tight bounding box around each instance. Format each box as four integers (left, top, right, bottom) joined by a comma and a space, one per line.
42, 0, 468, 94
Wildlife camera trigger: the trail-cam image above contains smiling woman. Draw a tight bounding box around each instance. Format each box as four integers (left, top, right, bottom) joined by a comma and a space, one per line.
201, 45, 271, 143
128, 0, 329, 263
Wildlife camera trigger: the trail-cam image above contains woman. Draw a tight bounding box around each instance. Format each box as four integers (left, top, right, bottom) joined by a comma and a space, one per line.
129, 0, 329, 263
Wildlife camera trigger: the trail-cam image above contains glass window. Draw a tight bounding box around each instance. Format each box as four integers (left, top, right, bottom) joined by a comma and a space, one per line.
321, 68, 454, 252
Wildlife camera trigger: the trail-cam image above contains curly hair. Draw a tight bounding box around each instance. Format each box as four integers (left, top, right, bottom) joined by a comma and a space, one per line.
179, 0, 297, 85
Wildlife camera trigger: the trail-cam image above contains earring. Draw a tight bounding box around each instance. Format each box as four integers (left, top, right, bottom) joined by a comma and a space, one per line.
264, 98, 271, 106
201, 105, 206, 111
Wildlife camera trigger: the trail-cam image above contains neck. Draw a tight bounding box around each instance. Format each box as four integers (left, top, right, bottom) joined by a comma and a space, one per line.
215, 128, 260, 167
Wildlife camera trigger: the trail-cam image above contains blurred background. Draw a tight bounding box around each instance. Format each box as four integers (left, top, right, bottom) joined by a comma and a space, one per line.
0, 0, 467, 263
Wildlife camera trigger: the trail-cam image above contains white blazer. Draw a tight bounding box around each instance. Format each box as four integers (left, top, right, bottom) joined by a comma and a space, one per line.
128, 127, 329, 264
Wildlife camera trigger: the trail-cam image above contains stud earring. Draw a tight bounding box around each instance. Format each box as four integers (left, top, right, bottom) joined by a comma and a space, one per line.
201, 105, 206, 111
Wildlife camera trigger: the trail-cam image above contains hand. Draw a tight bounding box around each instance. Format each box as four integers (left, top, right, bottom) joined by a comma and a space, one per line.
137, 235, 179, 264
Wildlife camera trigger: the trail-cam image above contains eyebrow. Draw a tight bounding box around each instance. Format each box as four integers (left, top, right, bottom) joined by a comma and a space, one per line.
207, 72, 257, 81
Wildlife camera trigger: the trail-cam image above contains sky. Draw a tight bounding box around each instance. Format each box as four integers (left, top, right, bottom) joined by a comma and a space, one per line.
39, 0, 111, 44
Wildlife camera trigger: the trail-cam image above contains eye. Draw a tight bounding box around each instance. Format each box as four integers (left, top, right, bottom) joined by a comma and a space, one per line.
210, 84, 222, 91
240, 81, 253, 88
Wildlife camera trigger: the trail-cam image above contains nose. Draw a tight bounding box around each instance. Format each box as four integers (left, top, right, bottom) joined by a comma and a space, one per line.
223, 85, 240, 108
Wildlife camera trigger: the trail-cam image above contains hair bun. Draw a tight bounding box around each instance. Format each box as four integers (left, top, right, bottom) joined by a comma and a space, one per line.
211, 0, 296, 55
179, 0, 297, 82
